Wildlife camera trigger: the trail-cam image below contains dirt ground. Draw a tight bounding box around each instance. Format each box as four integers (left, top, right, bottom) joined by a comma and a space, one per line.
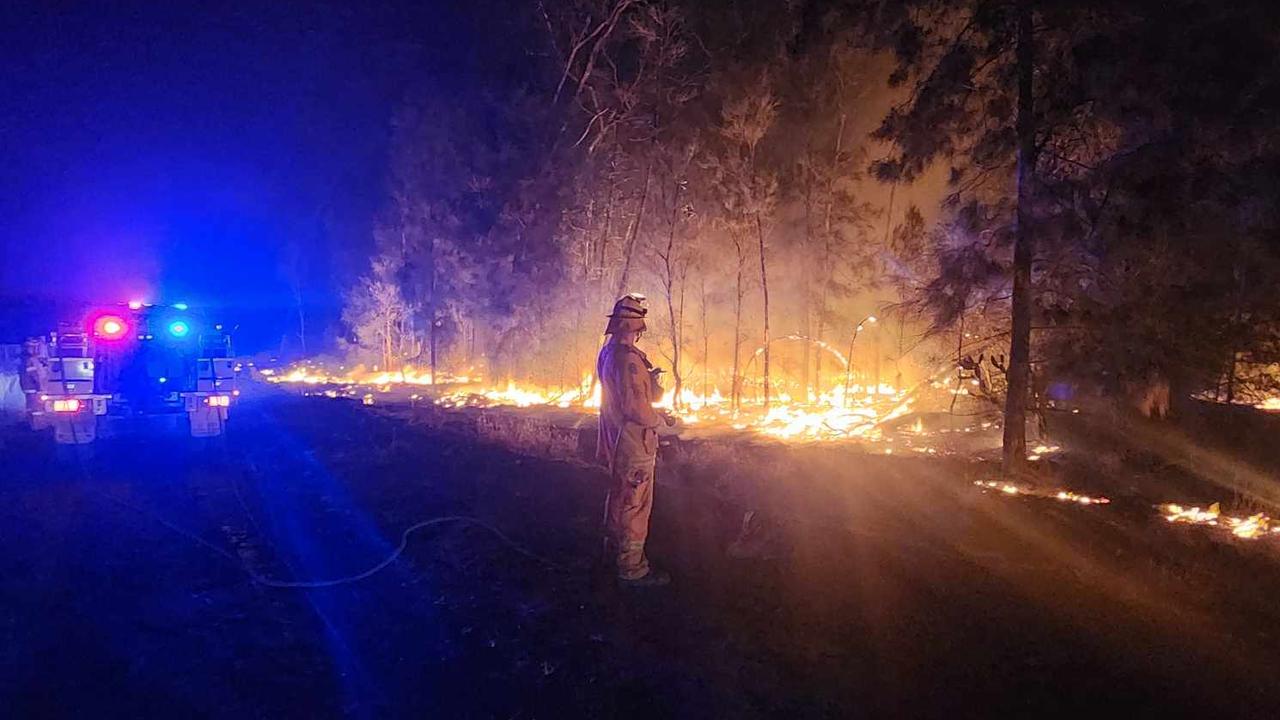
2, 392, 1280, 719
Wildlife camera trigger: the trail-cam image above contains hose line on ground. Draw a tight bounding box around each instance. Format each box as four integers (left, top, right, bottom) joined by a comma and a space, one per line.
94, 489, 567, 589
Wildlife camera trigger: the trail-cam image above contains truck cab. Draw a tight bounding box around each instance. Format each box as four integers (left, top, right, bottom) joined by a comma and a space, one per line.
23, 303, 238, 443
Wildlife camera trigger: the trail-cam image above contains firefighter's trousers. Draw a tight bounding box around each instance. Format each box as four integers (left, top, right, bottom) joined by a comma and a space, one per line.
606, 427, 658, 580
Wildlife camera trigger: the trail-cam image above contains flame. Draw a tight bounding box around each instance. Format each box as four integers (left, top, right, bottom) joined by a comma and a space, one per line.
648, 383, 912, 441
271, 363, 916, 442
974, 480, 1110, 505
1161, 502, 1280, 540
436, 379, 600, 409
1194, 390, 1280, 413
1257, 397, 1280, 412
270, 365, 474, 386
1027, 444, 1061, 461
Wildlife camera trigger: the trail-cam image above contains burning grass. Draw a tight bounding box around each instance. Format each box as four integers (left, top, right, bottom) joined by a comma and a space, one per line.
973, 479, 1111, 506
269, 363, 922, 443
1161, 502, 1280, 540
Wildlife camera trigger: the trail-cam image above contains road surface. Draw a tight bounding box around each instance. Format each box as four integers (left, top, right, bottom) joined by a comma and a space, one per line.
2, 394, 1278, 718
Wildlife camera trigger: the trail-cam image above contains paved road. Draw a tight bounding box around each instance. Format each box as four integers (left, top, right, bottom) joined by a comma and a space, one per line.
2, 395, 1278, 718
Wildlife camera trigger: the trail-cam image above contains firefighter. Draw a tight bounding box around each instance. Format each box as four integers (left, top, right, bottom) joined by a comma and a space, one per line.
20, 338, 47, 415
597, 293, 674, 587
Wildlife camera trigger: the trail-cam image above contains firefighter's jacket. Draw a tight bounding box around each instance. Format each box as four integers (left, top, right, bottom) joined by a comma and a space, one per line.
596, 341, 663, 471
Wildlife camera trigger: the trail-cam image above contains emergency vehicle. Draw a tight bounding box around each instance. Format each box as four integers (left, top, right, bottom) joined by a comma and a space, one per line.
21, 302, 238, 443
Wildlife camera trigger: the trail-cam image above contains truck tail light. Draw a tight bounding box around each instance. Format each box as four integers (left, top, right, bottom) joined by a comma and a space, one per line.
93, 315, 129, 340
52, 399, 82, 413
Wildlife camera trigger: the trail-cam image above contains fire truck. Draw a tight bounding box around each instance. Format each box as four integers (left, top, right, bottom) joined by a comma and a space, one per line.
21, 303, 238, 443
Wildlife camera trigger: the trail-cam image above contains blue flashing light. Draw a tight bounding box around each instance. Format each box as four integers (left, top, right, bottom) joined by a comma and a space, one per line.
173, 302, 189, 310
167, 320, 191, 338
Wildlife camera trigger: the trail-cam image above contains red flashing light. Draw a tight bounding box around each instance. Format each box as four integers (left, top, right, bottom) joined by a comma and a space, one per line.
93, 314, 129, 340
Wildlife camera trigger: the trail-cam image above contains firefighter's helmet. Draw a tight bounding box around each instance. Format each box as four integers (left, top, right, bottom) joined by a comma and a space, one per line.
605, 293, 648, 335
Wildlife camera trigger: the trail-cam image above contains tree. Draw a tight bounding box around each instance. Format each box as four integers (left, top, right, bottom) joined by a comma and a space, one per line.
343, 0, 1280, 431
278, 235, 309, 358
865, 0, 1280, 470
711, 72, 779, 409
343, 255, 414, 372
649, 139, 698, 409
864, 0, 1045, 472
787, 43, 877, 398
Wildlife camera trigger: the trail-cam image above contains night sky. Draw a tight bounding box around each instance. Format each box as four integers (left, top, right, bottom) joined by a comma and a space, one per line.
0, 1, 450, 351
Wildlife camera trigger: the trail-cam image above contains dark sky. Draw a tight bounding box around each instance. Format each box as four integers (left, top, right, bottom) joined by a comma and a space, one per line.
0, 0, 449, 350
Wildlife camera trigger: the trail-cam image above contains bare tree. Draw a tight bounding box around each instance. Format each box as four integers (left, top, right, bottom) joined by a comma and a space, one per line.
344, 255, 414, 372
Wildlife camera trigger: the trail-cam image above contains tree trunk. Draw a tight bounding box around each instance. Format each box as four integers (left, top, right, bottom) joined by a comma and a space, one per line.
949, 312, 965, 415
586, 166, 618, 403
1002, 0, 1036, 474
1225, 350, 1237, 403
801, 291, 811, 401
293, 283, 306, 357
814, 292, 827, 395
427, 235, 438, 384
663, 178, 684, 410
756, 212, 772, 410
883, 181, 897, 250
674, 263, 687, 409
894, 313, 906, 391
843, 329, 858, 407
615, 159, 652, 298
663, 271, 680, 407
876, 183, 897, 396
700, 275, 710, 399
801, 184, 813, 401
731, 235, 745, 413
382, 313, 393, 372
429, 321, 438, 384
872, 322, 881, 395
813, 115, 845, 400
597, 165, 617, 303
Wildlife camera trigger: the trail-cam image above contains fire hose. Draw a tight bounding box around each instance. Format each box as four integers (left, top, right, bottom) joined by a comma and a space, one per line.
68, 448, 566, 590
98, 490, 567, 588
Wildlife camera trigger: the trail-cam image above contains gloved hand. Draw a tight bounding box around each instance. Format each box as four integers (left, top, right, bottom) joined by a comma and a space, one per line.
656, 411, 682, 437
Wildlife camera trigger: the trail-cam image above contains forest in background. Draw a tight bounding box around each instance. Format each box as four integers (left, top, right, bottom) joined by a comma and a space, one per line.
323, 0, 1280, 470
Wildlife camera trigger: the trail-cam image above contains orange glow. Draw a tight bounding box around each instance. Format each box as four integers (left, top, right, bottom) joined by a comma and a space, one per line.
973, 480, 1110, 506
271, 364, 915, 442
1162, 502, 1280, 540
